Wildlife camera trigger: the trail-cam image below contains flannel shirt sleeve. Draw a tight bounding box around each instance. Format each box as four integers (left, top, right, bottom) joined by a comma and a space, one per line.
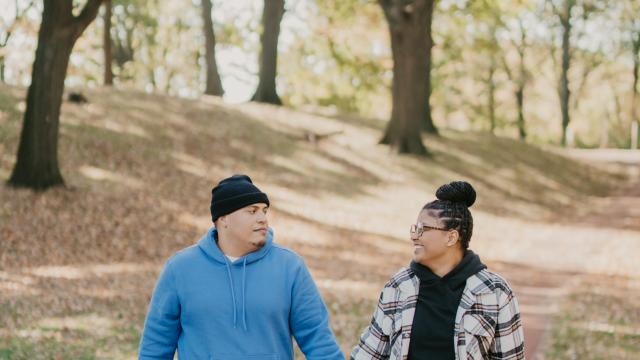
350, 285, 395, 360
490, 290, 525, 359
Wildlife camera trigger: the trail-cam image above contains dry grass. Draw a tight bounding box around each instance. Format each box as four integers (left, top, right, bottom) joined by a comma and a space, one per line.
1, 84, 639, 359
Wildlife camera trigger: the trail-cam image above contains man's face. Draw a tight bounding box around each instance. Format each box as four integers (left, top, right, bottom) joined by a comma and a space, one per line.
220, 203, 269, 253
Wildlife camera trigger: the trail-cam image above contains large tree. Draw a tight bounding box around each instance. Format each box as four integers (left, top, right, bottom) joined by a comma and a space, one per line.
201, 0, 224, 96
379, 0, 435, 154
8, 0, 104, 190
251, 0, 284, 105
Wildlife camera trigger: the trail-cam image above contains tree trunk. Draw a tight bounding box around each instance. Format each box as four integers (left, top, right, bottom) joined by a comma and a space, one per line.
600, 110, 610, 148
251, 0, 284, 105
8, 0, 103, 190
0, 23, 12, 84
201, 0, 224, 96
103, 0, 113, 85
516, 35, 527, 140
559, 0, 573, 147
516, 85, 526, 140
631, 31, 639, 149
488, 55, 497, 134
379, 0, 432, 155
0, 37, 10, 84
504, 19, 528, 141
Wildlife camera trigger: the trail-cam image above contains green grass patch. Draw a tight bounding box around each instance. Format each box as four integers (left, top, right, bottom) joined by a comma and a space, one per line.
0, 85, 22, 145
0, 311, 141, 360
544, 278, 640, 359
0, 334, 96, 360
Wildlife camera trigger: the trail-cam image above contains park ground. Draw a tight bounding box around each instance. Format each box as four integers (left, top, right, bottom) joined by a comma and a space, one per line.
1, 84, 639, 359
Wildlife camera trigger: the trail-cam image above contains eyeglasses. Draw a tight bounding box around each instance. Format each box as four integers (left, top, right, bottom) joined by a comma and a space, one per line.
410, 223, 448, 237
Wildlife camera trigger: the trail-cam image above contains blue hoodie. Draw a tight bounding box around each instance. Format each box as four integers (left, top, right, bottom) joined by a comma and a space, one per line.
139, 227, 343, 360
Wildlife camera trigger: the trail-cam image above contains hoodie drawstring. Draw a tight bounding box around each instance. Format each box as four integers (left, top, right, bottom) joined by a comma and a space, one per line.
224, 257, 249, 331
224, 260, 238, 328
242, 257, 248, 331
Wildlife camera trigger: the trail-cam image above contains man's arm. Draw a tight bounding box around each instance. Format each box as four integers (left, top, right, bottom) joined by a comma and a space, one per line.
138, 259, 181, 360
289, 259, 344, 360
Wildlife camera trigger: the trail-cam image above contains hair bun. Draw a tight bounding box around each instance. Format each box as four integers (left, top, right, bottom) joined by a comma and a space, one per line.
435, 181, 476, 207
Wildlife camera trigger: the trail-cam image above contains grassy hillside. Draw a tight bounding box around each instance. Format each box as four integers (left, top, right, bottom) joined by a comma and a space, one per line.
1, 84, 637, 359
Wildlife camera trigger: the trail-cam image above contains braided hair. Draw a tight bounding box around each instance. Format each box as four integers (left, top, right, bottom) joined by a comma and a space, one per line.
423, 181, 476, 250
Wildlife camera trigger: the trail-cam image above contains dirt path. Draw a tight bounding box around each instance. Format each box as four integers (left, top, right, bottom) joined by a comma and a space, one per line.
502, 149, 640, 359
2, 110, 638, 359
490, 262, 578, 359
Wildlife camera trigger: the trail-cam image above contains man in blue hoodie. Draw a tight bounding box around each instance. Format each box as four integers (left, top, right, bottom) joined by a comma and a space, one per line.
139, 174, 344, 360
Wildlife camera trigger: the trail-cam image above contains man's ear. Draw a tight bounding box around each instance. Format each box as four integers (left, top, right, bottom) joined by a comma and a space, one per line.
216, 216, 228, 229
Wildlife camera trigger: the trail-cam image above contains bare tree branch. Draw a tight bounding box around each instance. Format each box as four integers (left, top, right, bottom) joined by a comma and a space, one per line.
75, 0, 105, 36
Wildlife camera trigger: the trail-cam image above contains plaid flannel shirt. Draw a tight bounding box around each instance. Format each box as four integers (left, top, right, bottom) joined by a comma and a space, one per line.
351, 267, 525, 360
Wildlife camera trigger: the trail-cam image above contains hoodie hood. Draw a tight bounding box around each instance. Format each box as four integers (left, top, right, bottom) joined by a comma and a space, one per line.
442, 250, 486, 289
410, 250, 486, 290
196, 226, 275, 331
197, 226, 274, 265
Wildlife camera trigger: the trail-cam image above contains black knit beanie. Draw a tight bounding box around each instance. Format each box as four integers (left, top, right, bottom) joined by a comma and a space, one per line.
210, 174, 270, 222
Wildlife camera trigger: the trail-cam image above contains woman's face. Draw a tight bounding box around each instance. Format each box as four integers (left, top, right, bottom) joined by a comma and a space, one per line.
411, 209, 452, 265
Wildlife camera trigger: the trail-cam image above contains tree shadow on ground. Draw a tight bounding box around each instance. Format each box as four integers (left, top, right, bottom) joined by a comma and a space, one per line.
418, 131, 633, 224
2, 85, 637, 273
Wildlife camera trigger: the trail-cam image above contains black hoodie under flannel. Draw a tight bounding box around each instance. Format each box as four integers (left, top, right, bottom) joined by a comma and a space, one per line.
408, 250, 487, 360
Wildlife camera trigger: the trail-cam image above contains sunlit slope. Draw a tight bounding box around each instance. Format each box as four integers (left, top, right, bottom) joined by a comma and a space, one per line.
1, 84, 634, 277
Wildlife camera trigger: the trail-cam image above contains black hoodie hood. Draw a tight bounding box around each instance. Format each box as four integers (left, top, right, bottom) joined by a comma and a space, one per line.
410, 250, 486, 290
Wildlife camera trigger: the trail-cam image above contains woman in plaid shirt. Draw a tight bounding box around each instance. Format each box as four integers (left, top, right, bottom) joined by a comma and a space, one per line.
351, 181, 525, 360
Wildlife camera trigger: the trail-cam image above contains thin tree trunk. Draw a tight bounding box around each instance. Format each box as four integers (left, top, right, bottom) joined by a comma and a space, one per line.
516, 28, 527, 140
559, 0, 573, 147
251, 0, 284, 105
103, 0, 113, 85
631, 31, 639, 149
0, 36, 11, 83
488, 55, 497, 134
516, 86, 526, 140
148, 68, 157, 91
379, 0, 432, 155
201, 0, 224, 96
486, 19, 500, 135
601, 109, 610, 148
0, 58, 5, 83
0, 19, 13, 84
8, 0, 103, 190
503, 19, 528, 141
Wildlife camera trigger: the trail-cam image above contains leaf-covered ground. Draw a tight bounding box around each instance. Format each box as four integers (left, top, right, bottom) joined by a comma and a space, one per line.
1, 84, 639, 359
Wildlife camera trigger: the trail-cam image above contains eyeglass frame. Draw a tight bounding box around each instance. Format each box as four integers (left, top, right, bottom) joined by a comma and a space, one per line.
410, 223, 449, 237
